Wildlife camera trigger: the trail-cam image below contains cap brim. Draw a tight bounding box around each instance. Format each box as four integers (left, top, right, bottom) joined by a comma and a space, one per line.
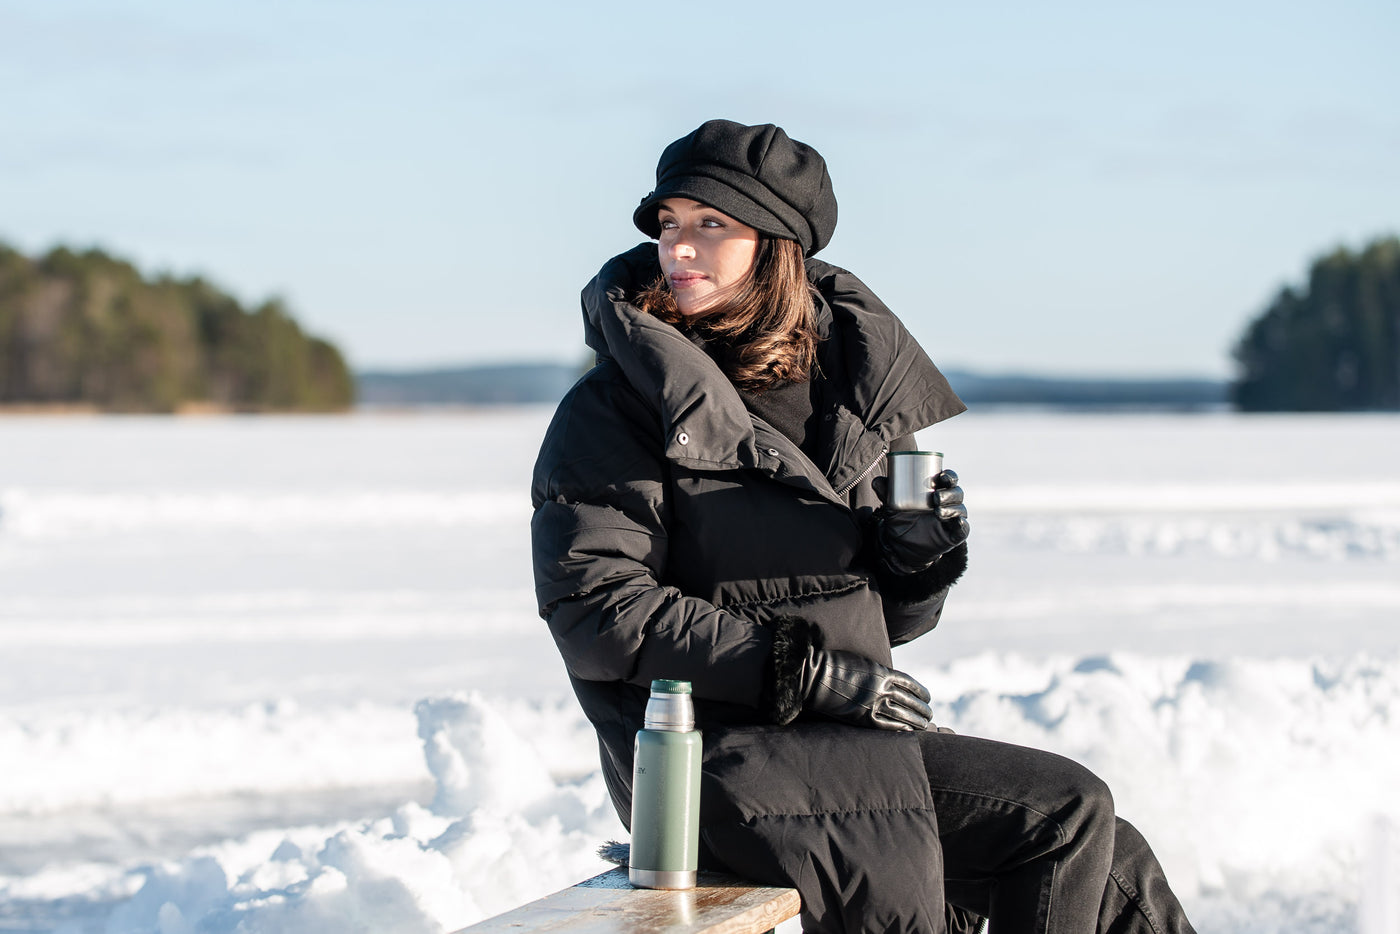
633, 175, 794, 244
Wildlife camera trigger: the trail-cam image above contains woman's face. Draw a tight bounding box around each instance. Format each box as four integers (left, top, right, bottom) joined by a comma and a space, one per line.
656, 198, 759, 318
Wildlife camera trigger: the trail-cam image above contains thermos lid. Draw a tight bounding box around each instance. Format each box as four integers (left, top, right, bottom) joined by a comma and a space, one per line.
644, 680, 696, 731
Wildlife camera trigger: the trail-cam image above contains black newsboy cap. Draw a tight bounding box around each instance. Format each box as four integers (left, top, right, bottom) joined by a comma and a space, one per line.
633, 119, 838, 257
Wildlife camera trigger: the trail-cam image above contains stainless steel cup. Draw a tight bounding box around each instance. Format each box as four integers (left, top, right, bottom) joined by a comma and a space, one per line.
885, 451, 944, 511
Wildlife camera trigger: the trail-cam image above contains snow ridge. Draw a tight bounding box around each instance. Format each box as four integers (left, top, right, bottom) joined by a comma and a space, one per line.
6, 653, 1394, 934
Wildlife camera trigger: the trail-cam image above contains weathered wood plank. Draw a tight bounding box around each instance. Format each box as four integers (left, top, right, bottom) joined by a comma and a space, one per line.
454, 867, 801, 934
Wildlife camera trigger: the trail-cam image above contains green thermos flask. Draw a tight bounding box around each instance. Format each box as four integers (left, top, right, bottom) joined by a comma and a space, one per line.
629, 679, 702, 889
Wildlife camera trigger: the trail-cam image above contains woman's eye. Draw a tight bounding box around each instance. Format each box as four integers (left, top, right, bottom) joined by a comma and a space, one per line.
659, 218, 677, 230
701, 218, 723, 228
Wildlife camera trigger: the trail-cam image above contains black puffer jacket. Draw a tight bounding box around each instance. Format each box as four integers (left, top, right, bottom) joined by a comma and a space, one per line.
531, 243, 967, 933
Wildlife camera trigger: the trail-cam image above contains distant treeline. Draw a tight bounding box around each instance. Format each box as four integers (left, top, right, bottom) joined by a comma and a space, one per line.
1233, 236, 1400, 411
9, 233, 1392, 415
357, 363, 583, 406
944, 371, 1225, 409
0, 243, 352, 412
355, 361, 1227, 409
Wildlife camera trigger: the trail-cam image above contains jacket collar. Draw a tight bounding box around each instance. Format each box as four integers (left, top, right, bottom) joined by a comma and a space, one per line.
581, 243, 965, 484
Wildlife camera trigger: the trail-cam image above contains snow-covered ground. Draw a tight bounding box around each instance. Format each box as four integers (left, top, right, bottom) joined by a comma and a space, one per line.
2, 409, 1398, 934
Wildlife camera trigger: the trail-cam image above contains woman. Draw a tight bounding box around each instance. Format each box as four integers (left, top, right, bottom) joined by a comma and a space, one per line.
531, 119, 1195, 934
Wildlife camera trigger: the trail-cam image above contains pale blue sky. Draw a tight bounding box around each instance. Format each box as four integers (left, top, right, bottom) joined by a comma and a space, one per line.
2, 0, 1396, 376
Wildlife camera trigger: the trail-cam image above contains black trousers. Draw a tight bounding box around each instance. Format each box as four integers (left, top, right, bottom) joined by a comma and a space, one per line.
919, 732, 1197, 934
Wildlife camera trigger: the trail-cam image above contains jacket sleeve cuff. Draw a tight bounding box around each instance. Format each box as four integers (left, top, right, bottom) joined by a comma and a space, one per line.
875, 541, 968, 605
762, 615, 819, 726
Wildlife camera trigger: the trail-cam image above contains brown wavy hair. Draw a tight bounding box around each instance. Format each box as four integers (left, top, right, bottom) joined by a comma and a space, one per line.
635, 237, 819, 393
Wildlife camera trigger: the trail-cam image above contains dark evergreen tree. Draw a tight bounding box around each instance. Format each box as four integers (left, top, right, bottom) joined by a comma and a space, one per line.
1232, 236, 1400, 411
0, 242, 354, 412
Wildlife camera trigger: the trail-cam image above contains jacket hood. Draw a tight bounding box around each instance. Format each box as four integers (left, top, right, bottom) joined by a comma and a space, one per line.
579, 243, 964, 472
803, 255, 966, 438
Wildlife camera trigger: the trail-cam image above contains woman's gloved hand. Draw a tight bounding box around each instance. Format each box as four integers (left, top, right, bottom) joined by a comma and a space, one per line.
801, 646, 933, 731
875, 469, 969, 575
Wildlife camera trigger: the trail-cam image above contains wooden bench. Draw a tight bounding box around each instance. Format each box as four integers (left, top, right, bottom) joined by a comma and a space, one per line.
453, 866, 801, 934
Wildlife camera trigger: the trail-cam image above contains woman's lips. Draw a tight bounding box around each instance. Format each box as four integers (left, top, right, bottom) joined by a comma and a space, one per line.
669, 273, 705, 289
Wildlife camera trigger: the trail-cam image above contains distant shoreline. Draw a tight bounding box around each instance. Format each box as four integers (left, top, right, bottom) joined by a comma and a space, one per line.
1, 362, 1239, 414
0, 402, 347, 416
356, 362, 1230, 411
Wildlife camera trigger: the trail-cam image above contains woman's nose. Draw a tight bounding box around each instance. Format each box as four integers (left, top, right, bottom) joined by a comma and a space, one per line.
668, 237, 696, 260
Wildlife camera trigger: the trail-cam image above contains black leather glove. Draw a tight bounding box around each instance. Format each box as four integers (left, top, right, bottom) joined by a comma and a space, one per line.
801, 646, 933, 731
875, 469, 970, 575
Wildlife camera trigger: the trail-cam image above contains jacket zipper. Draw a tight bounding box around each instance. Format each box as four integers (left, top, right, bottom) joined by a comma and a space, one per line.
834, 444, 887, 497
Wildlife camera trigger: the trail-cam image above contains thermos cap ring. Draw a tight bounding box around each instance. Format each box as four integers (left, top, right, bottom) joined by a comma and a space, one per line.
650, 679, 692, 694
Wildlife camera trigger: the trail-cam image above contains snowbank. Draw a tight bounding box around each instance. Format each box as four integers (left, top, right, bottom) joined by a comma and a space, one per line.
921, 652, 1400, 932
88, 693, 622, 934
15, 652, 1392, 934
0, 693, 598, 817
0, 701, 423, 814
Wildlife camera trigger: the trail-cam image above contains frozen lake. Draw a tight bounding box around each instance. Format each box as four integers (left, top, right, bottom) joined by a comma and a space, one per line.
2, 410, 1398, 933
